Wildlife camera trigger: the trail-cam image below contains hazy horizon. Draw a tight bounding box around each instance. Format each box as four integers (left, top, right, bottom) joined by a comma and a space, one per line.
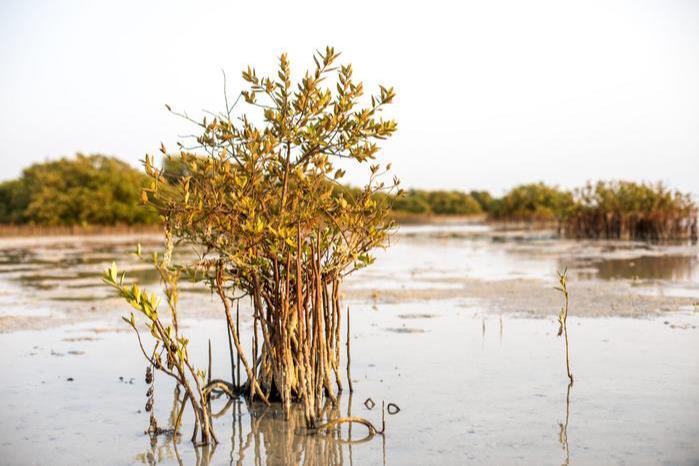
1, 0, 698, 196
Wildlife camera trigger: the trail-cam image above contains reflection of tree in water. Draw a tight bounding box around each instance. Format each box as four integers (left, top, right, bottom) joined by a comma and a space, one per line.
137, 392, 386, 466
244, 398, 345, 465
136, 385, 187, 465
597, 255, 697, 280
563, 254, 698, 281
558, 381, 572, 466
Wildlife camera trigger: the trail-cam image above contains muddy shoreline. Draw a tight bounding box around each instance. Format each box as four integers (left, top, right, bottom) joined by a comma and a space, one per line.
2, 276, 697, 333
0, 226, 697, 332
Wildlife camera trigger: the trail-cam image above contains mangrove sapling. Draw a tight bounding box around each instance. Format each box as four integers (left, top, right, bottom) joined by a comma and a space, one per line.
141, 47, 400, 431
102, 258, 220, 445
555, 269, 573, 384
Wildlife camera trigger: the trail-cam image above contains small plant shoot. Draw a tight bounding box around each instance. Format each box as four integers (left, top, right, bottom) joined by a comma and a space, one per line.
556, 269, 573, 384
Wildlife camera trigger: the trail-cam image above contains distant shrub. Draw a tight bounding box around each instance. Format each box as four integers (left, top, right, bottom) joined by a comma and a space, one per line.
391, 190, 432, 214
564, 181, 697, 241
425, 190, 483, 215
490, 183, 574, 221
469, 190, 496, 213
0, 154, 159, 226
390, 189, 481, 215
0, 179, 26, 224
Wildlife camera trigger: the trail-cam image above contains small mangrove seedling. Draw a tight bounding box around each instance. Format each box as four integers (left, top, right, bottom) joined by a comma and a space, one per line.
102, 257, 220, 445
555, 269, 573, 384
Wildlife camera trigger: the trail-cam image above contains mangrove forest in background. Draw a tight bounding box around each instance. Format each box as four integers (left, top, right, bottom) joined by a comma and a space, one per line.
0, 153, 696, 241
0, 154, 159, 226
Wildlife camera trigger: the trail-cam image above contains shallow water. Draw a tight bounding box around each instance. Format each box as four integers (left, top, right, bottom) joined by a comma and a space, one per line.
573, 254, 699, 281
0, 227, 697, 310
0, 226, 698, 465
1, 306, 697, 465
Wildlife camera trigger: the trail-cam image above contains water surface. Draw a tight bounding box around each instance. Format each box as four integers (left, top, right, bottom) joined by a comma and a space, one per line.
0, 227, 698, 465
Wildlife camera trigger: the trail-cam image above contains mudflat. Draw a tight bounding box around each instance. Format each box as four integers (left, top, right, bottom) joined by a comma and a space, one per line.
0, 224, 697, 465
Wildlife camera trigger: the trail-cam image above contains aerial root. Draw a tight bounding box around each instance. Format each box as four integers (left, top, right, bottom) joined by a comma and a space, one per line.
203, 379, 242, 400
312, 416, 383, 436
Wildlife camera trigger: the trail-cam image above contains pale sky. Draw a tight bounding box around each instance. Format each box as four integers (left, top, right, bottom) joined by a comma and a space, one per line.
1, 0, 698, 195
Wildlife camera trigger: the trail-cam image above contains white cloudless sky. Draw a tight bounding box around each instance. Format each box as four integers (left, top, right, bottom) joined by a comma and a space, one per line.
1, 0, 697, 195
